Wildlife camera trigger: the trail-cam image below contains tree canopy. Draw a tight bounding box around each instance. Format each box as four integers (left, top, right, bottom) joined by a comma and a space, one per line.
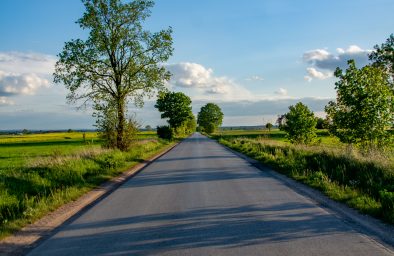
280, 102, 317, 144
325, 60, 393, 147
369, 34, 394, 81
155, 91, 193, 129
197, 103, 223, 133
54, 0, 173, 150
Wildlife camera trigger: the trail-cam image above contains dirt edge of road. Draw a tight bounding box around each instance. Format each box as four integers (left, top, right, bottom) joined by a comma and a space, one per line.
0, 142, 180, 256
221, 142, 394, 253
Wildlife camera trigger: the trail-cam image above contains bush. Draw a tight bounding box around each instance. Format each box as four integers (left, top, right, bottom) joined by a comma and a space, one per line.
156, 125, 174, 140
380, 190, 394, 221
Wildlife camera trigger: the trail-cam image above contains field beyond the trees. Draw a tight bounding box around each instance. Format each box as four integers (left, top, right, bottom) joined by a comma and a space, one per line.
0, 131, 172, 239
213, 129, 394, 224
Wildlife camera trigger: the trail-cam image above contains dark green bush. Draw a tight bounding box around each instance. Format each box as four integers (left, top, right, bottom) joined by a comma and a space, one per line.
156, 125, 174, 140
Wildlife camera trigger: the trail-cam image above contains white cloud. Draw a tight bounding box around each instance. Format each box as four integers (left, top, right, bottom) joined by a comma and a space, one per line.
304, 76, 313, 82
275, 88, 288, 96
304, 67, 333, 81
0, 52, 55, 101
166, 62, 254, 101
303, 49, 331, 61
0, 52, 57, 74
0, 71, 50, 96
303, 45, 371, 81
246, 75, 264, 81
0, 96, 14, 106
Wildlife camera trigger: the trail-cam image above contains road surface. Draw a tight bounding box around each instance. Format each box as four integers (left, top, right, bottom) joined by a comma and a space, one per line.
28, 133, 393, 255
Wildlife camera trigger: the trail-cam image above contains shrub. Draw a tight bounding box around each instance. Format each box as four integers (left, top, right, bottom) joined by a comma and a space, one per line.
380, 190, 394, 221
156, 125, 174, 140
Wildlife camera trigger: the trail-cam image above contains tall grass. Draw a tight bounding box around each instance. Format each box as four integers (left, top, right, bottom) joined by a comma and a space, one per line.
0, 138, 172, 238
218, 136, 394, 224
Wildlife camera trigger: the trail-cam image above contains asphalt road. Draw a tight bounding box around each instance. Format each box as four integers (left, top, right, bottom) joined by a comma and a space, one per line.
28, 133, 393, 256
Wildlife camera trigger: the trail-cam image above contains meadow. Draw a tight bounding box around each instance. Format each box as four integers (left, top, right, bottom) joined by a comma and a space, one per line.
0, 131, 173, 238
213, 129, 394, 224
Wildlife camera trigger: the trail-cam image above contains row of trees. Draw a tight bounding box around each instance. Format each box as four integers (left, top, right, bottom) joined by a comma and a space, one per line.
278, 34, 393, 147
154, 91, 223, 139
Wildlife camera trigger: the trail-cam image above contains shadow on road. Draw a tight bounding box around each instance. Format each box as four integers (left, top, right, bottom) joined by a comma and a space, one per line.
41, 203, 352, 255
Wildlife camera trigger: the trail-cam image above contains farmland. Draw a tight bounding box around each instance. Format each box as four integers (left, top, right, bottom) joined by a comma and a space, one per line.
0, 131, 173, 238
213, 129, 394, 224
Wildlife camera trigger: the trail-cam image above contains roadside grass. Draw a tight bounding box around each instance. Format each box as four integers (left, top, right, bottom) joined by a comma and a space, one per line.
214, 133, 394, 224
0, 131, 173, 239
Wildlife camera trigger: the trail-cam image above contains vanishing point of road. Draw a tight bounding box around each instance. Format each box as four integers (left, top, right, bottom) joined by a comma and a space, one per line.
28, 133, 393, 255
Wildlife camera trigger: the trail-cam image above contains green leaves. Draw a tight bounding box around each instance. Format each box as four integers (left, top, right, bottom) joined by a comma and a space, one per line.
155, 91, 193, 129
280, 102, 317, 144
197, 103, 224, 133
325, 60, 393, 147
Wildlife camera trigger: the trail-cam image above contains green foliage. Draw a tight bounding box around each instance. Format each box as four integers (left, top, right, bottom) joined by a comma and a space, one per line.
204, 123, 216, 134
156, 125, 174, 140
325, 60, 394, 148
280, 102, 317, 144
369, 34, 394, 80
380, 190, 394, 221
197, 103, 223, 132
265, 123, 273, 131
94, 103, 139, 150
54, 0, 173, 150
155, 91, 193, 129
218, 137, 394, 223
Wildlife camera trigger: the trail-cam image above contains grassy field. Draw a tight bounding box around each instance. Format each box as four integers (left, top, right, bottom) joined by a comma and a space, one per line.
213, 129, 394, 224
0, 131, 173, 238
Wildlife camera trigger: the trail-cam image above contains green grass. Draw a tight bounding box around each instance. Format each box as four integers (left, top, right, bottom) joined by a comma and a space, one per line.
214, 131, 394, 224
0, 131, 172, 239
216, 129, 343, 147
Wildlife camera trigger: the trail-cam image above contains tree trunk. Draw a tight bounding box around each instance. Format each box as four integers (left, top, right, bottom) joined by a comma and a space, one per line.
116, 97, 126, 151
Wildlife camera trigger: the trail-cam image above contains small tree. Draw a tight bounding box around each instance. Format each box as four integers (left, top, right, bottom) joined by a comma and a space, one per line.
280, 102, 317, 144
155, 91, 193, 132
265, 122, 273, 131
325, 60, 393, 147
197, 103, 223, 133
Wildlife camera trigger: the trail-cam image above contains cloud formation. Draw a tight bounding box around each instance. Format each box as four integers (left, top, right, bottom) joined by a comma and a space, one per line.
275, 88, 288, 96
303, 45, 371, 81
166, 62, 254, 101
0, 52, 55, 101
0, 71, 49, 96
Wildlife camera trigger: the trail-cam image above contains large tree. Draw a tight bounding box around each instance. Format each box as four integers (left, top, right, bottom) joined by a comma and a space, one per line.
325, 60, 393, 147
155, 91, 193, 129
197, 103, 223, 133
54, 0, 173, 150
280, 102, 317, 144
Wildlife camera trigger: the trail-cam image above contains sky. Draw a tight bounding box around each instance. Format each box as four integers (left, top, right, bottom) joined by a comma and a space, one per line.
0, 0, 393, 130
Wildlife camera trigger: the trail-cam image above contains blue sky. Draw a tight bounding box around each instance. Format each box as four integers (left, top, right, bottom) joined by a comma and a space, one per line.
0, 0, 393, 129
